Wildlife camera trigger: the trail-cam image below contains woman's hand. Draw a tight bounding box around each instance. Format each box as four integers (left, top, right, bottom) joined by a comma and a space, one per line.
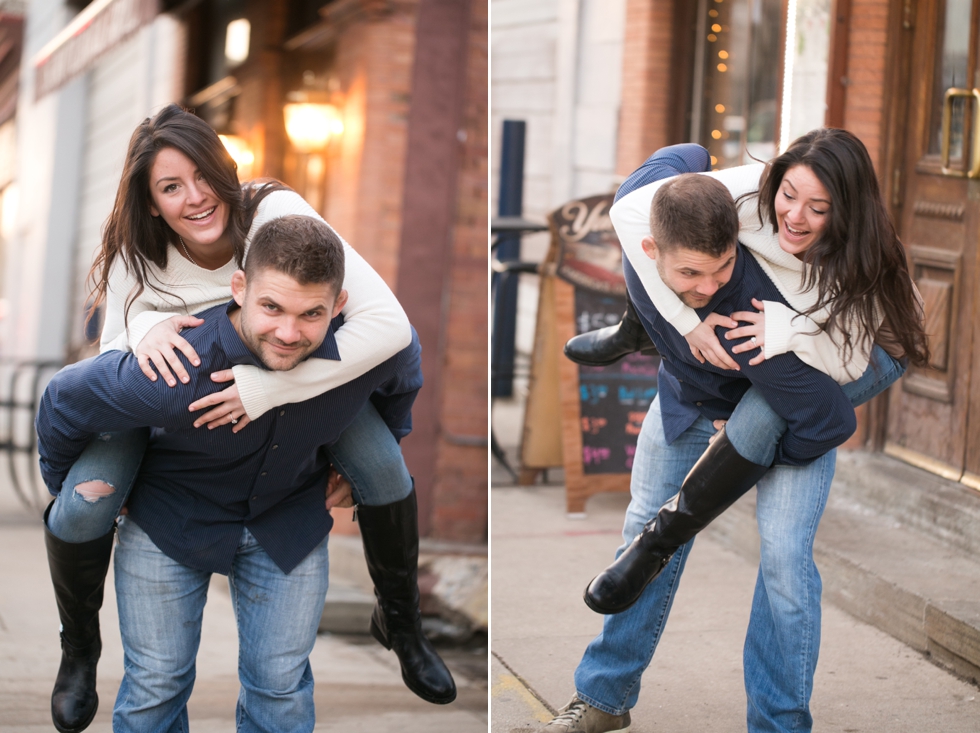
685, 313, 740, 370
188, 369, 251, 432
726, 298, 766, 366
136, 316, 204, 387
325, 469, 354, 510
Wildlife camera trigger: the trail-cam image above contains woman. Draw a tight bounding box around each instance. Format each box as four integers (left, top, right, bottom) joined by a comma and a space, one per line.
581, 128, 929, 614
43, 105, 454, 733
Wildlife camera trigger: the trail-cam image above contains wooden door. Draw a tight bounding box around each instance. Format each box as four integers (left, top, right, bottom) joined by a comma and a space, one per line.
885, 0, 980, 485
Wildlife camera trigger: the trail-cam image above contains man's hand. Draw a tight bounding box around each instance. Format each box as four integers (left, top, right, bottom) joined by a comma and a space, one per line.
685, 313, 739, 370
326, 469, 354, 510
188, 370, 251, 432
136, 316, 204, 387
726, 298, 766, 366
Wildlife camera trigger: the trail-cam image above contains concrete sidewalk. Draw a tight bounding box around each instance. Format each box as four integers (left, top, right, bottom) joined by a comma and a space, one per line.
490, 483, 980, 733
0, 489, 487, 732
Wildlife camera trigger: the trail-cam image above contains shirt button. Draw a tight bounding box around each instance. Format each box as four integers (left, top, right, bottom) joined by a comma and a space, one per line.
272, 444, 278, 450
279, 410, 286, 416
251, 496, 258, 501
261, 471, 268, 476
696, 401, 702, 406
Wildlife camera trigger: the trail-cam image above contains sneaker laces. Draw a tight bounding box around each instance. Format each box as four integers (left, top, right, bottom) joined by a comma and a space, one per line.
551, 698, 589, 726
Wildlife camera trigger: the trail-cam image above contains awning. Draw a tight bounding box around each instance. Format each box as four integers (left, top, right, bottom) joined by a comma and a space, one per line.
32, 0, 158, 101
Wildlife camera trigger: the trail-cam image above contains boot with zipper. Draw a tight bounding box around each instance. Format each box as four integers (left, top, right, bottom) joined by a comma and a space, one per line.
585, 428, 769, 614
43, 503, 115, 733
357, 489, 457, 704
563, 295, 657, 367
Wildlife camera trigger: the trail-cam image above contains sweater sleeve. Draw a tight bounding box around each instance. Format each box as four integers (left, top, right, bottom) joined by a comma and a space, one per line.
99, 258, 214, 354
762, 300, 868, 384
99, 260, 175, 354
613, 163, 768, 338
232, 190, 412, 419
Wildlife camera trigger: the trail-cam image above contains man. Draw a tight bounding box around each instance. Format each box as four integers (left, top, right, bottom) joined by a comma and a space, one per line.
36, 215, 430, 732
538, 145, 855, 733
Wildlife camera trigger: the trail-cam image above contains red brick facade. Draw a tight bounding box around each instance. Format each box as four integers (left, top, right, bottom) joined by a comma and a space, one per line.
236, 0, 486, 541
427, 0, 489, 542
325, 9, 418, 286
842, 0, 889, 169
616, 0, 676, 177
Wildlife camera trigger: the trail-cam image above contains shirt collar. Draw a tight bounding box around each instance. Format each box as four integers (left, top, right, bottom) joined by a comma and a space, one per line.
218, 301, 342, 370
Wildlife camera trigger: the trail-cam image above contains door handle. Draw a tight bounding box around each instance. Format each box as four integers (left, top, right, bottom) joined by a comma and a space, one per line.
940, 87, 980, 177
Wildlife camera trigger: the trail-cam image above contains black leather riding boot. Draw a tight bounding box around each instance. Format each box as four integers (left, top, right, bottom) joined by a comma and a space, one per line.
584, 428, 769, 614
563, 295, 657, 366
44, 503, 115, 733
357, 489, 457, 704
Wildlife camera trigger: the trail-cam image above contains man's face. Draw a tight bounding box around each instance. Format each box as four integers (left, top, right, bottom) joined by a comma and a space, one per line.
641, 236, 736, 309
230, 268, 348, 371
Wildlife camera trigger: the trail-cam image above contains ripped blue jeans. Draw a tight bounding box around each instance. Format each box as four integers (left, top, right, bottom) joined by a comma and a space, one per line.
45, 401, 413, 543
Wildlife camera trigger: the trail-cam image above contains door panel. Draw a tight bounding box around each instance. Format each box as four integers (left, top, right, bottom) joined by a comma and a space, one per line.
886, 0, 980, 477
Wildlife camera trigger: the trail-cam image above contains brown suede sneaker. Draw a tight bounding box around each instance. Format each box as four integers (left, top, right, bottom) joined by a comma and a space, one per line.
538, 696, 631, 733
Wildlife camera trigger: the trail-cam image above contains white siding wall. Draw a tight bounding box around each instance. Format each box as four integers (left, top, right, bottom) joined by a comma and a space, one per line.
70, 15, 184, 354
491, 0, 625, 386
4, 0, 75, 360
6, 4, 184, 361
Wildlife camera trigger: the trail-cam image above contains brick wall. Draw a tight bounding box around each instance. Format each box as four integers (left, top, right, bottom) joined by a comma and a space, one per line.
841, 0, 889, 169
616, 0, 675, 176
323, 0, 486, 542
429, 0, 488, 542
326, 8, 418, 287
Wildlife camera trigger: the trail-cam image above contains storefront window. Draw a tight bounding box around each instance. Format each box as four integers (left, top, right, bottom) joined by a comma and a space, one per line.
694, 0, 782, 168
781, 0, 831, 148
692, 0, 832, 168
928, 0, 971, 159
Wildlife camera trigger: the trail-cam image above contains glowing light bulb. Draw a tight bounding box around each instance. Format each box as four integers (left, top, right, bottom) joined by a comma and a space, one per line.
283, 104, 345, 153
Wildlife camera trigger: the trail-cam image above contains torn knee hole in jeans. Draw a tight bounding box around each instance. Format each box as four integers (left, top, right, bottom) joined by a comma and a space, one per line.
74, 480, 116, 502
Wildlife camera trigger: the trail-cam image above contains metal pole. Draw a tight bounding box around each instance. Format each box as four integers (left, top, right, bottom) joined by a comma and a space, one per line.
491, 119, 526, 398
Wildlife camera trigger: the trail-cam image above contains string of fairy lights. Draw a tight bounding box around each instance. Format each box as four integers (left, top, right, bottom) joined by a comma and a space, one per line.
706, 0, 727, 169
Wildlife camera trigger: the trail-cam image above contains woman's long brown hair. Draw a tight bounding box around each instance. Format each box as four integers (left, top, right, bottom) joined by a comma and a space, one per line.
757, 128, 930, 367
88, 104, 285, 328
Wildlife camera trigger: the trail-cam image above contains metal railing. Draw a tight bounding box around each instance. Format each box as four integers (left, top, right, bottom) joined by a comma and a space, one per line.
0, 360, 63, 513
490, 217, 547, 481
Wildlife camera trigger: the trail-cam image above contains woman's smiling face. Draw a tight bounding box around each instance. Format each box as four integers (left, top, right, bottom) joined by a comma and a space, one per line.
773, 164, 831, 258
147, 147, 231, 252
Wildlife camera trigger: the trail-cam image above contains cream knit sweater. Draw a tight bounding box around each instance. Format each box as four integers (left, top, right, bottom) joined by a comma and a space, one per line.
611, 163, 877, 384
100, 189, 411, 419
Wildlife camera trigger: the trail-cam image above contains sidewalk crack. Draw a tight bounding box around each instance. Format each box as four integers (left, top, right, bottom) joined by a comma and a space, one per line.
492, 649, 557, 716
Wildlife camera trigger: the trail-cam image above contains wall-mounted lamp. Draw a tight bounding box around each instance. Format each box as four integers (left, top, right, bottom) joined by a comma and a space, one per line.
283, 103, 344, 153
219, 134, 254, 179
225, 18, 250, 66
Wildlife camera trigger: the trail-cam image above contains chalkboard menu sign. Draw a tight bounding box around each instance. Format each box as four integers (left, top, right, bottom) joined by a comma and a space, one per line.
574, 289, 660, 475
516, 192, 662, 512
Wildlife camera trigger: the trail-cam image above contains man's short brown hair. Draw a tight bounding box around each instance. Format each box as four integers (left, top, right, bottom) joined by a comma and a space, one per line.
245, 215, 345, 293
650, 174, 738, 256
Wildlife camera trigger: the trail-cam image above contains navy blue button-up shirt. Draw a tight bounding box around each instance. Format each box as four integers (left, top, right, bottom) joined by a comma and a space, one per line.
36, 302, 423, 574
617, 145, 856, 465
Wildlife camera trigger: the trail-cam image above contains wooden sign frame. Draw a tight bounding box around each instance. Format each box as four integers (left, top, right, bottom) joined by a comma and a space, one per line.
553, 277, 631, 514
519, 194, 660, 514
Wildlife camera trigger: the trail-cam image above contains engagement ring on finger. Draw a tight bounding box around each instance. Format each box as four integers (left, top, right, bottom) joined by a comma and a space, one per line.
230, 417, 238, 425
750, 336, 758, 344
